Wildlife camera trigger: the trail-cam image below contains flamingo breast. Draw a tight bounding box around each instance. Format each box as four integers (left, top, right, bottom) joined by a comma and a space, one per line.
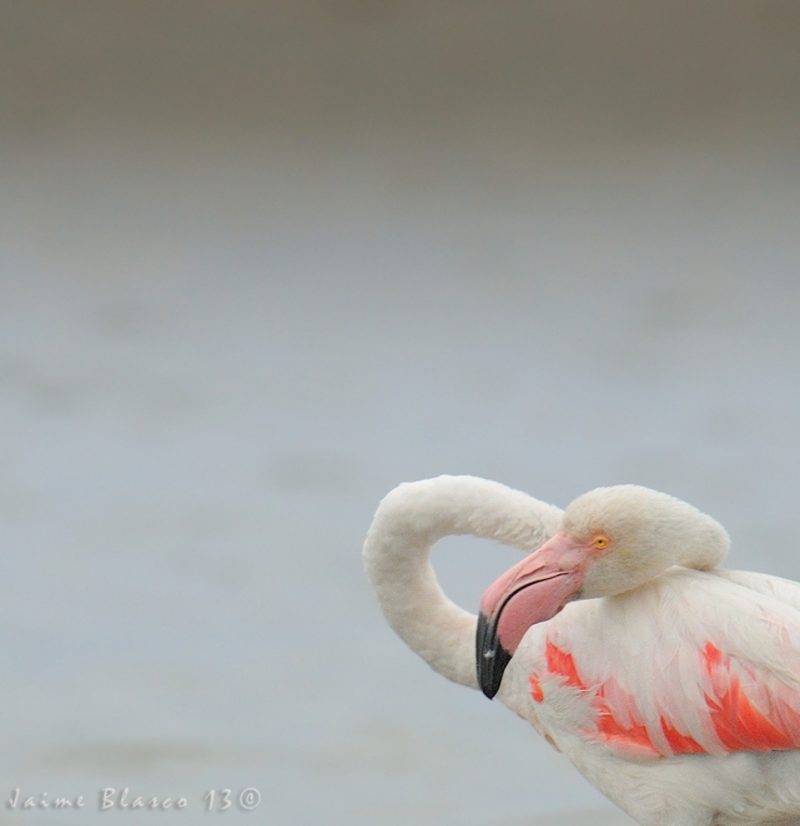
502, 569, 800, 765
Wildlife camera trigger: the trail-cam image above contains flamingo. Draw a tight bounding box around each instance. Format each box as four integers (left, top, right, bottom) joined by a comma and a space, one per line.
363, 475, 800, 825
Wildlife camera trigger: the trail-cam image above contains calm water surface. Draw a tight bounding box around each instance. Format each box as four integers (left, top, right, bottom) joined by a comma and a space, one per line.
2, 7, 799, 823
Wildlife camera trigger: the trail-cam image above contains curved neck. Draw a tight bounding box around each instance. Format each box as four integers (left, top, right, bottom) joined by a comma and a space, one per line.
362, 475, 562, 689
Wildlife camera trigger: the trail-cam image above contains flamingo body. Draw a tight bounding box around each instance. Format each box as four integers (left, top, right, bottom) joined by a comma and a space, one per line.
498, 569, 800, 824
363, 476, 800, 825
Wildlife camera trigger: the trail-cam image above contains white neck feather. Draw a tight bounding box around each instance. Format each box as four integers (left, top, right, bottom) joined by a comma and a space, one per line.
362, 475, 562, 688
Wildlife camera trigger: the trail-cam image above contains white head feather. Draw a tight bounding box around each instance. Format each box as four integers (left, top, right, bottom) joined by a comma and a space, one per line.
563, 485, 730, 598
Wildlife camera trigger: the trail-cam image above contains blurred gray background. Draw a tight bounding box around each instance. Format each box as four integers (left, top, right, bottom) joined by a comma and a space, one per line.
2, 2, 800, 824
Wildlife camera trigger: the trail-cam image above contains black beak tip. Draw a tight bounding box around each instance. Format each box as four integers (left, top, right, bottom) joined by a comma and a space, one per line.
476, 612, 512, 700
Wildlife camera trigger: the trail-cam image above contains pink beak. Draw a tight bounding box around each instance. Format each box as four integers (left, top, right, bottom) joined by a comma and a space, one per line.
476, 532, 587, 698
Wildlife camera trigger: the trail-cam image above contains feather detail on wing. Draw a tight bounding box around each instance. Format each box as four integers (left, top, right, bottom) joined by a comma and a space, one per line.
532, 567, 800, 760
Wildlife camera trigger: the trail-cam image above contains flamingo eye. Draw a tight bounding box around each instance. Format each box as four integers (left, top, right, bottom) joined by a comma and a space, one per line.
591, 534, 610, 551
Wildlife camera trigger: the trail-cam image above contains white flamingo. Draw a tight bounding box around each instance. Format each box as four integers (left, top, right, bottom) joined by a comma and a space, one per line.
363, 475, 800, 825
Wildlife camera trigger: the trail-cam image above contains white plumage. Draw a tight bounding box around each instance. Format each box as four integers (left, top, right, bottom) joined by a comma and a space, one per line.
363, 475, 800, 825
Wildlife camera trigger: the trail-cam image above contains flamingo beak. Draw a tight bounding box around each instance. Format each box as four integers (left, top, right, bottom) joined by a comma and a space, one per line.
476, 533, 586, 699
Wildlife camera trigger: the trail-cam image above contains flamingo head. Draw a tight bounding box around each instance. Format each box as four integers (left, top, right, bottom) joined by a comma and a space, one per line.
476, 485, 729, 699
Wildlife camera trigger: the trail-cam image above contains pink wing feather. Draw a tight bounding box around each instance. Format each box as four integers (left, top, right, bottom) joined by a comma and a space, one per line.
530, 568, 800, 759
